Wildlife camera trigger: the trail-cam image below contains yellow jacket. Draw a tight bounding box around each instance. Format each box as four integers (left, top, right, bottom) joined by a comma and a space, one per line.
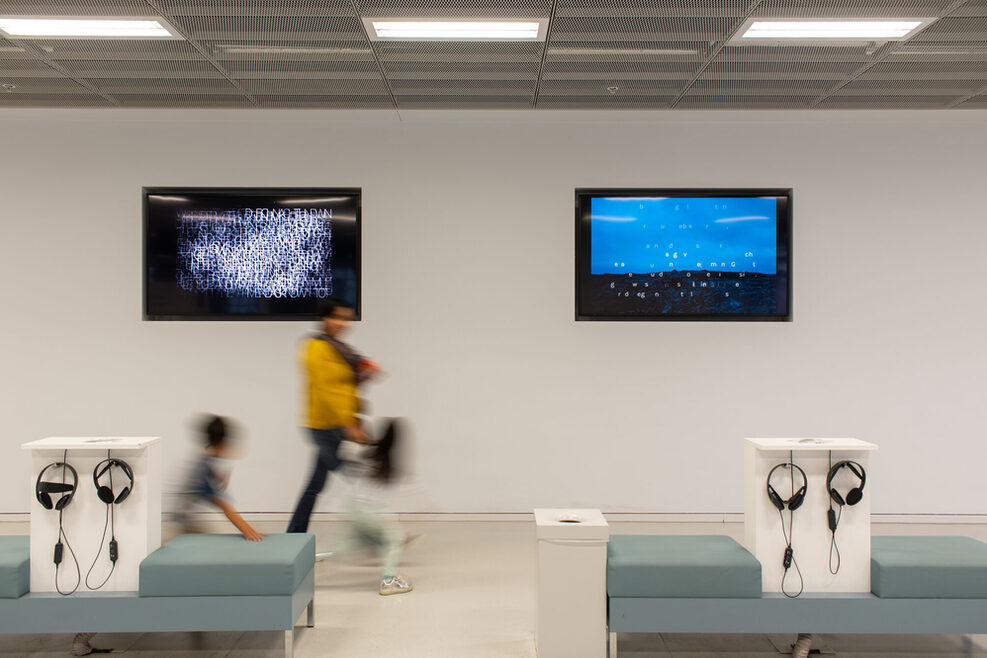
301, 336, 358, 429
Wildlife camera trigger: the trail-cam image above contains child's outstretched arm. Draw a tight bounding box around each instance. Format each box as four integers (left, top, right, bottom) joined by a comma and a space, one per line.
209, 496, 266, 542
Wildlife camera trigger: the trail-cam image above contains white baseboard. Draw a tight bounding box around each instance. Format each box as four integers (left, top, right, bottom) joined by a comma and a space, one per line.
3, 512, 987, 524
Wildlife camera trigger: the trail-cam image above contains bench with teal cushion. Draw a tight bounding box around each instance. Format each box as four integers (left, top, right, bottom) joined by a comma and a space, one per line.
871, 535, 987, 598
0, 536, 30, 599
608, 535, 761, 599
0, 533, 316, 658
607, 534, 987, 658
141, 533, 314, 597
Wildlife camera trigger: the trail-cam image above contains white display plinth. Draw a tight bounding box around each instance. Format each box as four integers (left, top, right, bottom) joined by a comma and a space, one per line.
22, 437, 161, 593
744, 438, 877, 594
534, 509, 609, 658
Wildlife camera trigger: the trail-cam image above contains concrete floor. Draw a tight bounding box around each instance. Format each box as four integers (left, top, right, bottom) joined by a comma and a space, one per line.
1, 518, 986, 657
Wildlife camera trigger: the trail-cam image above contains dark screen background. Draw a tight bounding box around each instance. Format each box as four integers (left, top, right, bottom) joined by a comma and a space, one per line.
144, 188, 360, 320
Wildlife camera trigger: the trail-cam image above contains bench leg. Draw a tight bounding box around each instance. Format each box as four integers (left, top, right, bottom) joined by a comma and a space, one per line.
609, 631, 617, 658
307, 599, 315, 628
284, 629, 294, 658
792, 633, 813, 658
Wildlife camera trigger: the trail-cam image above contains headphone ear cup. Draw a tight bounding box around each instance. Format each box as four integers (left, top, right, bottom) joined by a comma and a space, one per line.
39, 492, 53, 509
829, 489, 846, 506
115, 487, 131, 504
845, 488, 863, 506
54, 495, 70, 511
97, 486, 115, 504
788, 486, 806, 511
767, 486, 785, 510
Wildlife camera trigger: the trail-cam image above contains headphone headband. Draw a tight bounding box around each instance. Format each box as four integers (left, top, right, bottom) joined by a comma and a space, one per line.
35, 462, 78, 510
826, 460, 867, 506
93, 458, 135, 505
766, 462, 808, 511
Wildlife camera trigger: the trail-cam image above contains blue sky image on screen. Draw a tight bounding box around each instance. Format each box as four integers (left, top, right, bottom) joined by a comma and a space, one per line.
591, 197, 777, 275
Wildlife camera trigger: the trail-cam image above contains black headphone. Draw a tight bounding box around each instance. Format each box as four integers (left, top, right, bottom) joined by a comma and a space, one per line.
86, 457, 133, 589
766, 463, 807, 511
37, 458, 81, 594
826, 459, 866, 575
35, 462, 78, 511
92, 458, 134, 504
767, 461, 806, 598
826, 460, 866, 507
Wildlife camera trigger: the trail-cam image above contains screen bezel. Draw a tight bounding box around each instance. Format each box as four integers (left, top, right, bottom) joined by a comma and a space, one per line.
575, 188, 792, 322
142, 186, 362, 321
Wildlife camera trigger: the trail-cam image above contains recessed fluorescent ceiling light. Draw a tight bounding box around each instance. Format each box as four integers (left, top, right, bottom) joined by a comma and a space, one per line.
218, 45, 371, 54
549, 47, 696, 55
366, 19, 547, 40
0, 17, 179, 39
737, 18, 933, 41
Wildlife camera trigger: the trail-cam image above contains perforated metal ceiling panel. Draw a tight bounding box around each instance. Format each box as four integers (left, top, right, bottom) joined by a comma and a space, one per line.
0, 0, 984, 108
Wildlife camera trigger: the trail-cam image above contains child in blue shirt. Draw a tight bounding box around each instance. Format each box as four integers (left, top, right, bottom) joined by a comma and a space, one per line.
178, 415, 264, 542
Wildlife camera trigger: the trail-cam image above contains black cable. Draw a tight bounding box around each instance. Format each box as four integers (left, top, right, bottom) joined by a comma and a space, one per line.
827, 451, 842, 575
790, 451, 795, 499
85, 505, 115, 590
779, 452, 803, 598
829, 506, 842, 575
54, 450, 81, 596
86, 449, 118, 590
778, 505, 804, 598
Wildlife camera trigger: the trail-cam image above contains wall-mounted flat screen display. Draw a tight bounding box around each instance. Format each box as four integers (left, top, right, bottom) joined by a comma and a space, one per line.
576, 189, 791, 321
144, 187, 360, 320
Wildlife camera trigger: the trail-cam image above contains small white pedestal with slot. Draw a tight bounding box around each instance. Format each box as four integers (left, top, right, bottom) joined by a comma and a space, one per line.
534, 508, 609, 658
22, 437, 161, 593
744, 438, 877, 594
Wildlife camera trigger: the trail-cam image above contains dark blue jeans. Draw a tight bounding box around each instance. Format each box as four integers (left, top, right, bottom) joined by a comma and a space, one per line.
286, 427, 344, 533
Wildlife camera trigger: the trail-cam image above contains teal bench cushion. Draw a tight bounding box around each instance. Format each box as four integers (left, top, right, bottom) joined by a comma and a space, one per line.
0, 536, 29, 599
608, 535, 761, 598
871, 536, 987, 599
139, 533, 315, 597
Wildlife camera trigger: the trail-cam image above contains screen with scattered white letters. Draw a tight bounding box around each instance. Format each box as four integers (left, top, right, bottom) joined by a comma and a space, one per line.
576, 190, 791, 320
144, 188, 360, 319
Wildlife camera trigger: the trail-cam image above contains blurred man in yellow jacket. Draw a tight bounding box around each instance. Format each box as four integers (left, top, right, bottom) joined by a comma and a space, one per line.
287, 298, 377, 533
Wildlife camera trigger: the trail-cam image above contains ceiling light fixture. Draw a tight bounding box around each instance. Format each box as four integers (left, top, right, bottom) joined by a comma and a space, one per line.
892, 47, 987, 55
218, 45, 371, 55
549, 47, 696, 56
0, 16, 180, 39
734, 18, 934, 42
365, 18, 548, 41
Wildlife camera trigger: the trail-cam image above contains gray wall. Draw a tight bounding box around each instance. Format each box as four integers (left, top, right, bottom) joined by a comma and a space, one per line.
1, 109, 985, 514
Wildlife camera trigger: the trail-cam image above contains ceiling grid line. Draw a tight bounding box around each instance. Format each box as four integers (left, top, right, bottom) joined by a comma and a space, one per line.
809, 0, 975, 108
947, 63, 987, 106
531, 0, 559, 107
141, 0, 260, 106
669, 0, 764, 108
0, 37, 122, 106
345, 0, 402, 112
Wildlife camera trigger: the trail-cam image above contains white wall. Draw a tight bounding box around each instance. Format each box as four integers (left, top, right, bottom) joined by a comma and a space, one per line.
1, 109, 985, 515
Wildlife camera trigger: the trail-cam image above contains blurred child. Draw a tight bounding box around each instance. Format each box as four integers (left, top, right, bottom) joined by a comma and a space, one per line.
177, 415, 265, 542
332, 417, 413, 595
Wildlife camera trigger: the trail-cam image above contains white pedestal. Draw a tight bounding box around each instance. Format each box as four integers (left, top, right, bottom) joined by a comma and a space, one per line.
744, 438, 877, 594
534, 508, 609, 658
22, 437, 162, 593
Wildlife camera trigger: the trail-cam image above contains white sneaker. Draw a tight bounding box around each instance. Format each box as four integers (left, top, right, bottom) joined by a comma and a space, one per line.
379, 574, 412, 596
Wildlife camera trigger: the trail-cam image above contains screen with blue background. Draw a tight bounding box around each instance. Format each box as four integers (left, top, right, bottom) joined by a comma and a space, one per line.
591, 196, 777, 275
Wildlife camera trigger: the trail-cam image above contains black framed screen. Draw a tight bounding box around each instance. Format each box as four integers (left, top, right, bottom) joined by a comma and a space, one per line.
576, 189, 791, 321
144, 187, 360, 320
